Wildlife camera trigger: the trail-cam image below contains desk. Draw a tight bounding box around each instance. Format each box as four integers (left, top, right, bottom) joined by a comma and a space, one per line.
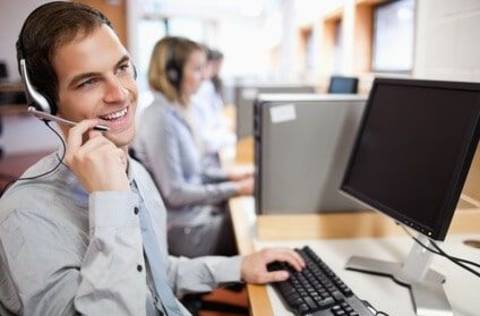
229, 197, 480, 316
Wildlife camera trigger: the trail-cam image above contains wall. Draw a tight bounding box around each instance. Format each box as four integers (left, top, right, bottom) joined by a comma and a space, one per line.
414, 0, 480, 202
0, 116, 58, 155
414, 0, 480, 82
0, 0, 48, 82
77, 0, 127, 46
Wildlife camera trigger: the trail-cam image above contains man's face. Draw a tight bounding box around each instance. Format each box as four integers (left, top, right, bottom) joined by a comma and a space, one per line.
53, 25, 137, 149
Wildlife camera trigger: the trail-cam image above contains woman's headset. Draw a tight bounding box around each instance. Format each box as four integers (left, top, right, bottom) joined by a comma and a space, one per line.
165, 38, 182, 90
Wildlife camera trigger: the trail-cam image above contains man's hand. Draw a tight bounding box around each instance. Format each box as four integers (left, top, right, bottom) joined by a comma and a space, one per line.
226, 165, 254, 181
65, 120, 129, 193
234, 177, 254, 196
240, 248, 305, 284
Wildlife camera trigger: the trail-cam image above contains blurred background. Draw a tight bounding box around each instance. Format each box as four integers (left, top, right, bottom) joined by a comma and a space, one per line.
0, 0, 479, 177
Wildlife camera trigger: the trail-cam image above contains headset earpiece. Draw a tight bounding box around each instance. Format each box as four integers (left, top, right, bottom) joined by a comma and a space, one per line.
166, 62, 179, 83
19, 60, 55, 115
165, 41, 182, 90
16, 6, 56, 115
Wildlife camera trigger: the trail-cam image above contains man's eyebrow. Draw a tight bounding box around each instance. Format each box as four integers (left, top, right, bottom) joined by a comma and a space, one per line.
69, 72, 100, 88
68, 55, 131, 88
115, 55, 130, 68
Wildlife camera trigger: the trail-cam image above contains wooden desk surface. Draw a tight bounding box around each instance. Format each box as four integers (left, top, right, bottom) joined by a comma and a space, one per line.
229, 196, 480, 316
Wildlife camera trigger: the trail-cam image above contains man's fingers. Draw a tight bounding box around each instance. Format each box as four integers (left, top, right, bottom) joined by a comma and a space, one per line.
74, 137, 112, 162
66, 120, 100, 153
264, 271, 289, 283
265, 249, 305, 272
88, 130, 103, 139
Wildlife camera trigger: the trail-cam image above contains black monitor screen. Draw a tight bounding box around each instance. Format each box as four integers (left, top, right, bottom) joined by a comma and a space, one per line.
341, 78, 480, 240
328, 76, 359, 94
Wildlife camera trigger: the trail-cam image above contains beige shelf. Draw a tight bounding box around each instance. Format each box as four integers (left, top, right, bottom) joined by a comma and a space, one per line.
0, 82, 23, 93
0, 104, 27, 116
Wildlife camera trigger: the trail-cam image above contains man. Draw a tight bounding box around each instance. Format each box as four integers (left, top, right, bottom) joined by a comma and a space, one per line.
0, 2, 304, 315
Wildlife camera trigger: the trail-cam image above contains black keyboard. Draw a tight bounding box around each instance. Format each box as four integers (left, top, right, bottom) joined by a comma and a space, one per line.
267, 246, 375, 316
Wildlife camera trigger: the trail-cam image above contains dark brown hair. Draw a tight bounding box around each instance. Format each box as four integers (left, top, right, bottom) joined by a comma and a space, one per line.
16, 1, 113, 113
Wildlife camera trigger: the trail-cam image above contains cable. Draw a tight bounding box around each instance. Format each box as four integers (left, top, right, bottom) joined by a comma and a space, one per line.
401, 225, 480, 269
400, 225, 480, 278
400, 225, 480, 268
427, 239, 480, 277
429, 238, 480, 269
0, 120, 66, 197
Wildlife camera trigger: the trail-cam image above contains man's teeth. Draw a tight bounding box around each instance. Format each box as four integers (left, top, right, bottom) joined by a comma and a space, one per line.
101, 108, 128, 121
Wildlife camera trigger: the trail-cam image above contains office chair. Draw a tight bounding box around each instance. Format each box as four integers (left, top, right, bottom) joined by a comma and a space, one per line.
181, 286, 249, 316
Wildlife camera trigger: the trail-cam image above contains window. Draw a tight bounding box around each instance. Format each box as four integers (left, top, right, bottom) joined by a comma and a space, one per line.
136, 19, 167, 91
372, 0, 415, 72
167, 17, 205, 42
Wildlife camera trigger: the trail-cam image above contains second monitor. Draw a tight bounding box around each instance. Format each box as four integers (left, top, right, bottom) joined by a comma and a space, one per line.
328, 76, 359, 94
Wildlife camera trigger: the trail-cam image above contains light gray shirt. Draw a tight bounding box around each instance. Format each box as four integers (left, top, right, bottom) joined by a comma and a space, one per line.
134, 92, 237, 227
0, 152, 242, 315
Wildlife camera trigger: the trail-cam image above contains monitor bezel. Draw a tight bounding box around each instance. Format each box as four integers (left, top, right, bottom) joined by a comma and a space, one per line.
340, 77, 480, 241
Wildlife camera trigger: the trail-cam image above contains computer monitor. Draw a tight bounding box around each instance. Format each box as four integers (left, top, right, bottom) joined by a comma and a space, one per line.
328, 76, 359, 94
340, 78, 480, 314
254, 93, 368, 214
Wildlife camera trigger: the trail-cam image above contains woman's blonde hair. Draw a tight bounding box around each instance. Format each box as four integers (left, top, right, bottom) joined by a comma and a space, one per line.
148, 36, 203, 106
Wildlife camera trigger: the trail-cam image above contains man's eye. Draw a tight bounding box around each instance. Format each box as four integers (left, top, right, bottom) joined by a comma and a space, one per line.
118, 63, 131, 73
78, 78, 98, 88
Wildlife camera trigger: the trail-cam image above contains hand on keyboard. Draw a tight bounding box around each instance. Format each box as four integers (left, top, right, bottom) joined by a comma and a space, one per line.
267, 261, 294, 273
241, 248, 305, 284
269, 246, 375, 316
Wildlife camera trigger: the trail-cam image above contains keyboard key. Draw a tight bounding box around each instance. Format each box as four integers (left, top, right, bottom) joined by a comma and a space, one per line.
332, 305, 341, 311
318, 297, 335, 308
331, 290, 344, 301
299, 304, 309, 313
304, 297, 317, 309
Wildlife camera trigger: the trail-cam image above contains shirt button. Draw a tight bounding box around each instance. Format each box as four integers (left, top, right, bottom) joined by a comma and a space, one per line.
137, 264, 143, 272
134, 207, 139, 215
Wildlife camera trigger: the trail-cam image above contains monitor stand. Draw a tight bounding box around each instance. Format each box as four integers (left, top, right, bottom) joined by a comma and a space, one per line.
344, 233, 452, 316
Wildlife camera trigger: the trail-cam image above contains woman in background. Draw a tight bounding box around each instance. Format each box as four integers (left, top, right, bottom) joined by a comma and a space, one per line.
192, 47, 235, 167
134, 37, 253, 258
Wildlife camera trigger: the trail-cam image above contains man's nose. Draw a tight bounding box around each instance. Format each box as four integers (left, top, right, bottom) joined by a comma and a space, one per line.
104, 77, 128, 103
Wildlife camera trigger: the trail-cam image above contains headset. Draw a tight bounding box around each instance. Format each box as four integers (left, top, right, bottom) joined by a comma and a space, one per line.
165, 38, 182, 90
1, 3, 117, 196
14, 2, 123, 132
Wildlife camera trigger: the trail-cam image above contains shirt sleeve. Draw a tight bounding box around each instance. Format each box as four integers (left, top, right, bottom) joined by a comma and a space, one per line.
143, 112, 238, 208
166, 255, 243, 297
0, 191, 147, 316
201, 166, 230, 183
